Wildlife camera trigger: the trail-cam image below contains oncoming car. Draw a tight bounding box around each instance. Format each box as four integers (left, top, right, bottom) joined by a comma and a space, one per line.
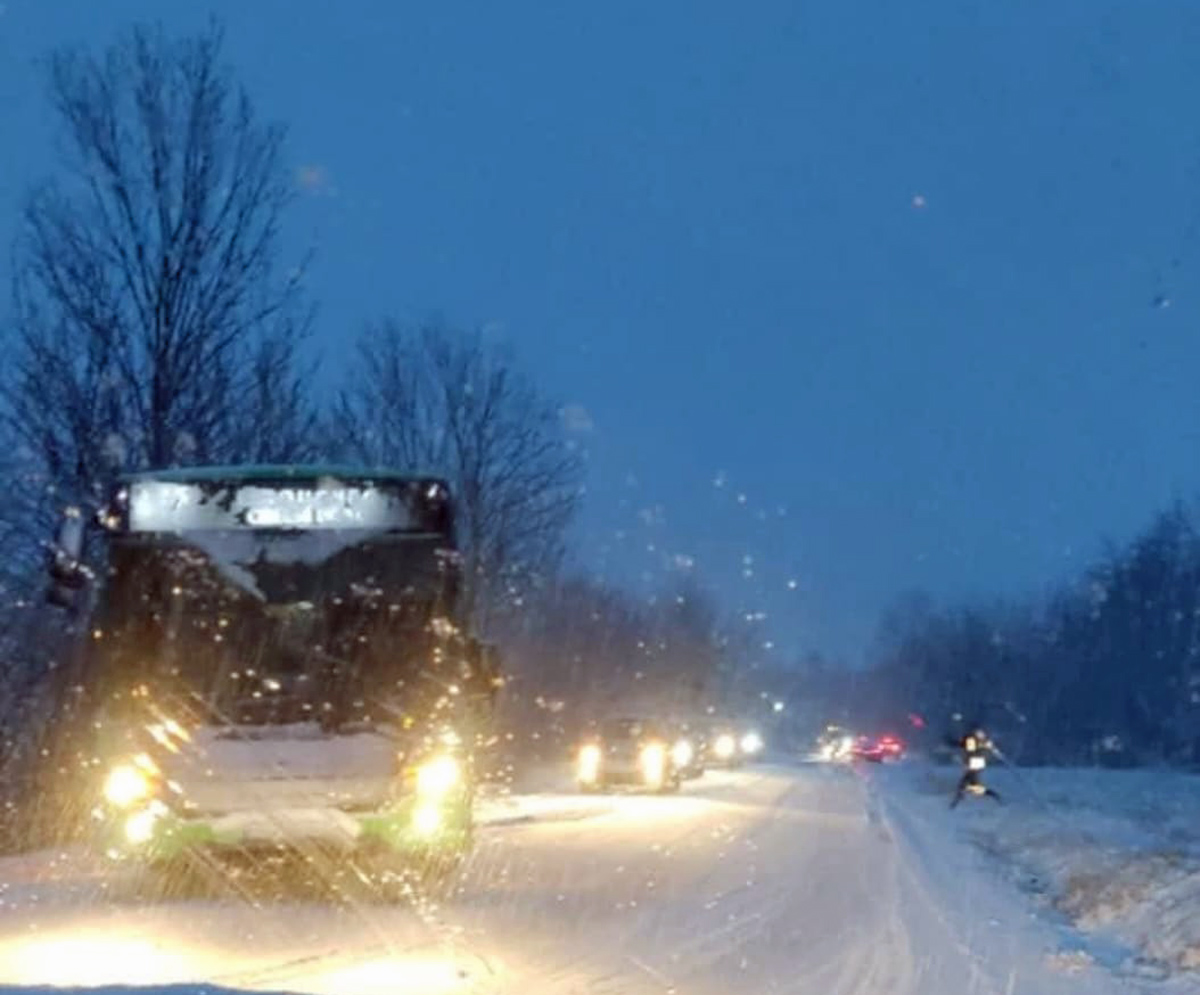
816, 725, 856, 763
738, 728, 765, 761
699, 720, 764, 768
576, 717, 683, 793
668, 722, 706, 780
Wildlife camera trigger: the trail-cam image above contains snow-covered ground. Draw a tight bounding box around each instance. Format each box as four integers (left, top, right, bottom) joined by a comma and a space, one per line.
878, 761, 1200, 983
0, 762, 1186, 994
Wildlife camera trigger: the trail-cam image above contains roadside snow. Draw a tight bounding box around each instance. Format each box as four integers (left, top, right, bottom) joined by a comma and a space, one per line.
883, 762, 1200, 983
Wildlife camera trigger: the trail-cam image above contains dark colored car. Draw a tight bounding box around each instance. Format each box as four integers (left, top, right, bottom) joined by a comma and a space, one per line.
576, 717, 682, 792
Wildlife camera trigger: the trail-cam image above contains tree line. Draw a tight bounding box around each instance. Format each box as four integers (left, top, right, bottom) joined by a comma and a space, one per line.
850, 503, 1200, 767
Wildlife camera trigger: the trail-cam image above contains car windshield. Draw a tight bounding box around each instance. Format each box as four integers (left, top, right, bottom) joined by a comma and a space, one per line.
600, 718, 659, 741
3, 5, 1198, 994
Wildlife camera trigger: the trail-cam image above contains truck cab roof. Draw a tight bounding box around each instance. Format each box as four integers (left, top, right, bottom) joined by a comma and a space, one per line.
118, 464, 448, 489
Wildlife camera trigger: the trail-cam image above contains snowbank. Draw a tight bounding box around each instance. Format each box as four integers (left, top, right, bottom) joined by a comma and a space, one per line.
891, 763, 1200, 981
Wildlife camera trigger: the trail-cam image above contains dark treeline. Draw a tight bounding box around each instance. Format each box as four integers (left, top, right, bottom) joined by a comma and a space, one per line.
838, 503, 1200, 768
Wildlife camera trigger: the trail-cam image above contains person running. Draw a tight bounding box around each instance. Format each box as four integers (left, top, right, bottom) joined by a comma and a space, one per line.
950, 723, 1001, 808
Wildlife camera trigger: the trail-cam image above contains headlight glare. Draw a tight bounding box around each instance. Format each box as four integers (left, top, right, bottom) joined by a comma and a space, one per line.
671, 738, 694, 768
639, 742, 666, 786
123, 807, 159, 844
713, 734, 736, 759
416, 755, 461, 798
577, 744, 602, 783
104, 765, 151, 808
740, 731, 763, 755
412, 803, 442, 836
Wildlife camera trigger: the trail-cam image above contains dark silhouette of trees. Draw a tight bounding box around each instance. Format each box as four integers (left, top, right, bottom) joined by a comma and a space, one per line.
866, 503, 1200, 766
332, 320, 583, 625
4, 20, 315, 573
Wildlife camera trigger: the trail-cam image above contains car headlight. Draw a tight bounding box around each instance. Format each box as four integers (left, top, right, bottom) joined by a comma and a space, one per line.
713, 733, 736, 759
103, 765, 151, 809
671, 738, 694, 768
416, 755, 461, 798
639, 742, 666, 786
577, 744, 602, 783
740, 731, 763, 755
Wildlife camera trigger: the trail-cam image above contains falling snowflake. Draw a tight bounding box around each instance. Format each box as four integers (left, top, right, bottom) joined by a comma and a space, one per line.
101, 433, 128, 468
560, 403, 595, 433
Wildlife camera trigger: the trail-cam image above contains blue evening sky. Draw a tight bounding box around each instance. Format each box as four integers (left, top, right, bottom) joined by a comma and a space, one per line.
4, 1, 1200, 662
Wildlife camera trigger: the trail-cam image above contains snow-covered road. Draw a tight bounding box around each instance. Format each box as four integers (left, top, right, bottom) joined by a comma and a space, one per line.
0, 764, 1149, 994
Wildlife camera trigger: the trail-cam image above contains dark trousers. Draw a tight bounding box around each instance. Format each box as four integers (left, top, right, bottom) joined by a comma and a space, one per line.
950, 769, 1001, 808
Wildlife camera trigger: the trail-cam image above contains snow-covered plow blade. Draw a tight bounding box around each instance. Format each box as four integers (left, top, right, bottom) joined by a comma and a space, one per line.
93, 723, 473, 871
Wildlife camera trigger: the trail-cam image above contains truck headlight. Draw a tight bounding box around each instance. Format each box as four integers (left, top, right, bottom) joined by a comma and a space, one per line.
671, 739, 694, 768
412, 803, 443, 837
740, 731, 763, 755
713, 734, 736, 760
639, 742, 666, 786
124, 807, 158, 845
577, 744, 602, 783
104, 765, 151, 809
416, 756, 461, 798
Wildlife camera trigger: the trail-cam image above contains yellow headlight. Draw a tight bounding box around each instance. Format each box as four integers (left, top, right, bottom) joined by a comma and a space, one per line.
412, 803, 443, 836
104, 765, 151, 808
416, 756, 461, 798
713, 734, 736, 759
639, 742, 666, 786
124, 807, 158, 845
577, 744, 602, 783
671, 739, 694, 768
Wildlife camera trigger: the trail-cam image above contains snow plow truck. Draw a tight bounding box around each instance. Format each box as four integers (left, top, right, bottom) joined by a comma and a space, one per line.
43, 465, 500, 894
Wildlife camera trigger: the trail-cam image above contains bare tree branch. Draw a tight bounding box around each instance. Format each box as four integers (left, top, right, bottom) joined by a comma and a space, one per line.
332, 320, 584, 627
3, 19, 315, 542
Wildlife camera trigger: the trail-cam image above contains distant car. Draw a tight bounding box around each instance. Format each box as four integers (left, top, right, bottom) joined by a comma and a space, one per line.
704, 723, 744, 769
852, 734, 905, 763
576, 717, 683, 793
738, 728, 764, 761
816, 725, 856, 762
668, 721, 706, 780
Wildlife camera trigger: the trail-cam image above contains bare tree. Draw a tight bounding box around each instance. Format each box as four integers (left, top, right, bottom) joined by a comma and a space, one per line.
333, 320, 584, 624
4, 20, 314, 532
226, 329, 320, 465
